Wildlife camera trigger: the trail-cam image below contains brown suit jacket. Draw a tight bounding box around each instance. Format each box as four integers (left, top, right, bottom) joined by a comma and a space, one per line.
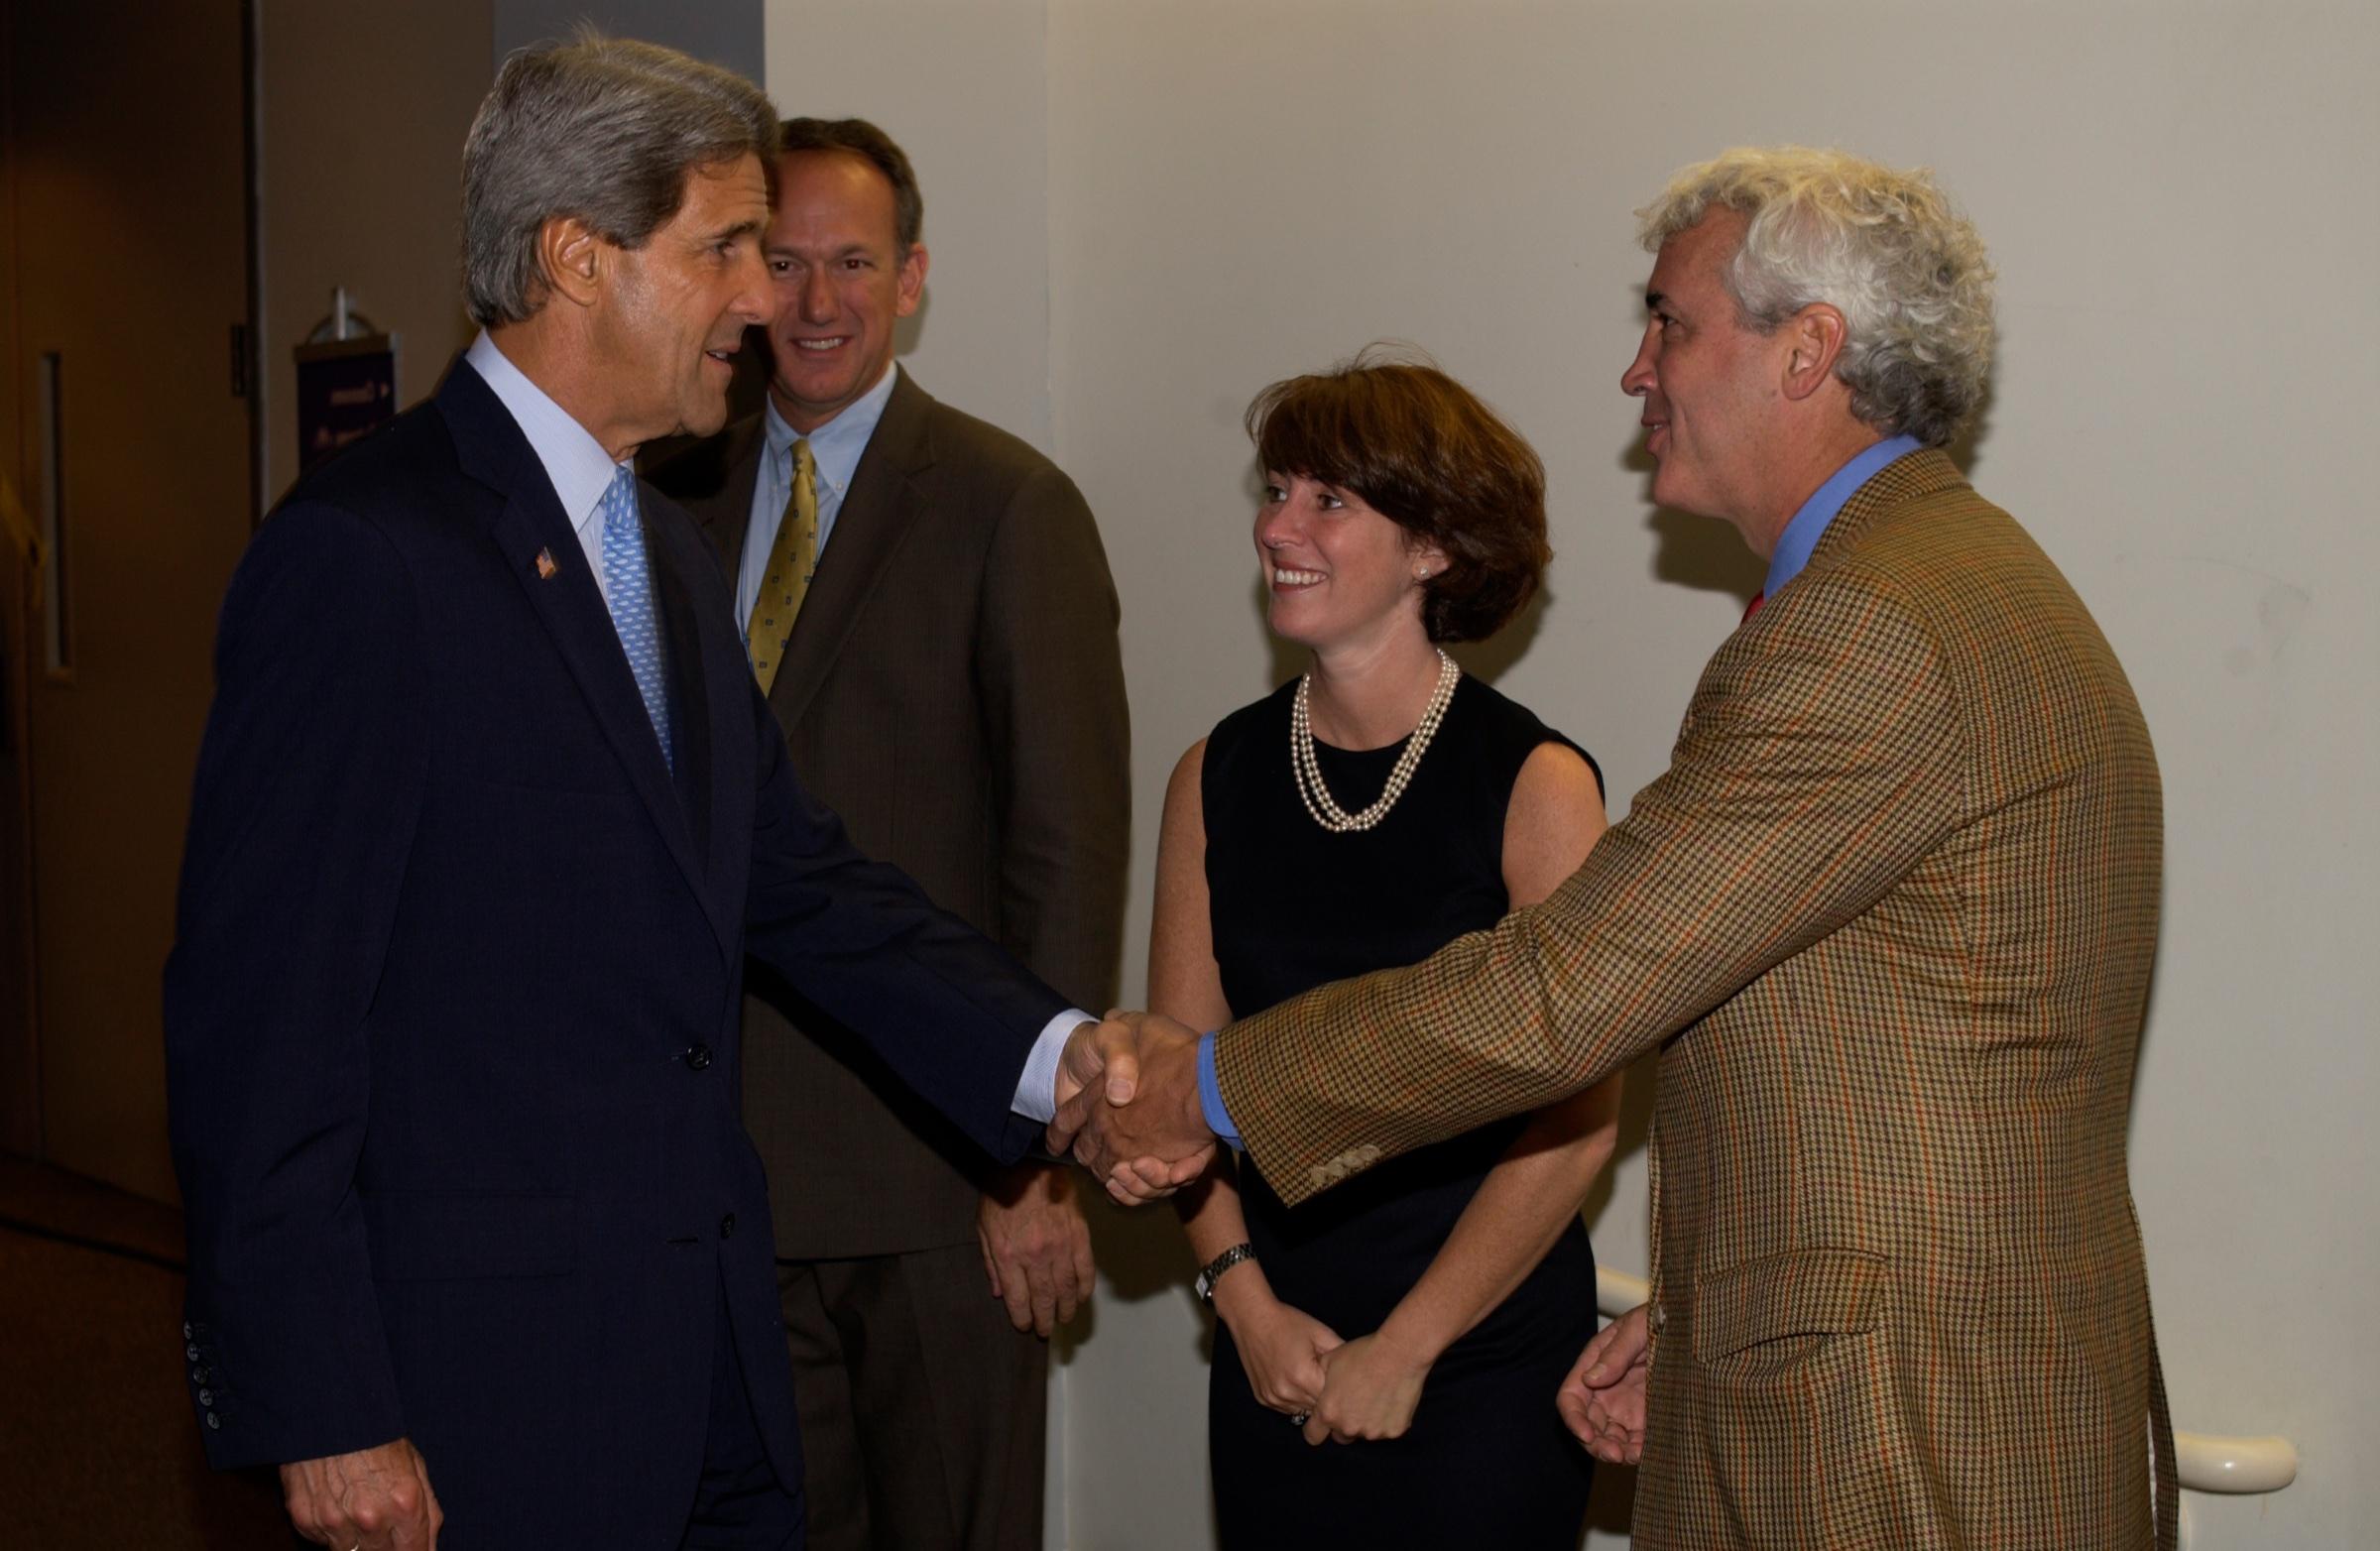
656, 369, 1130, 1257
1221, 451, 2173, 1550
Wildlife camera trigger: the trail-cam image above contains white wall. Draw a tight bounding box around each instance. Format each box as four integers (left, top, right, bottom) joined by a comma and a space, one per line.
764, 0, 1056, 451
768, 3, 2380, 1546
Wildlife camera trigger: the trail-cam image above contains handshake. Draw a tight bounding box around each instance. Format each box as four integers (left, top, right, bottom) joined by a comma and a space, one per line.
1048, 1012, 1223, 1202
1042, 1010, 1653, 1464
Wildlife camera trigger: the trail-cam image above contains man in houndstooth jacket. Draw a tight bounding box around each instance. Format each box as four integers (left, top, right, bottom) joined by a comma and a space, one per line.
1071, 146, 2177, 1551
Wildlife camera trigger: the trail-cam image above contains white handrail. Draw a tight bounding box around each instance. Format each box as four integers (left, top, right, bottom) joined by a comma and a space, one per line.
1591, 1267, 2297, 1496
1597, 1266, 1648, 1316
2172, 1432, 2298, 1494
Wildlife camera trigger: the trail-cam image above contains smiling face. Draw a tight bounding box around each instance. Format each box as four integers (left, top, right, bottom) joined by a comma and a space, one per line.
1620, 207, 1796, 545
763, 150, 927, 433
590, 154, 774, 454
1254, 473, 1446, 656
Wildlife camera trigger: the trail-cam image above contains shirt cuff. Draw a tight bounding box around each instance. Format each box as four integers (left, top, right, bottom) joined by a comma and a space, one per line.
1012, 1008, 1095, 1124
1198, 1030, 1243, 1150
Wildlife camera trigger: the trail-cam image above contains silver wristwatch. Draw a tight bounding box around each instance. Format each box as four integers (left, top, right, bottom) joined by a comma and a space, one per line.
1195, 1242, 1257, 1304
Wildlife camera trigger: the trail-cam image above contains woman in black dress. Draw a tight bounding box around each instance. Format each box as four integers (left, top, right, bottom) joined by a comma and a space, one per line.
1149, 350, 1622, 1547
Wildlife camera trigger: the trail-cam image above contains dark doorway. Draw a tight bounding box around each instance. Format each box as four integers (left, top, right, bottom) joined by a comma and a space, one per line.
2, 0, 258, 1202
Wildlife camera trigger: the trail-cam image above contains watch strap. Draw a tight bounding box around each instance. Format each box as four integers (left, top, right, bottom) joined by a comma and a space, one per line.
1195, 1242, 1257, 1303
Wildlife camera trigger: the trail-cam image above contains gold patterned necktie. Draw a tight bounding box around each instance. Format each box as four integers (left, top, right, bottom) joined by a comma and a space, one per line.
746, 437, 818, 693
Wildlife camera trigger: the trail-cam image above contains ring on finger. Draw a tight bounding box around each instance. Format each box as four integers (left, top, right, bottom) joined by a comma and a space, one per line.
1289, 1409, 1311, 1425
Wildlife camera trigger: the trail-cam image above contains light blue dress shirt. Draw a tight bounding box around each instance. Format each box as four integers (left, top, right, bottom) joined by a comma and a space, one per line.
463, 335, 1082, 1124
1195, 433, 1929, 1149
732, 361, 900, 631
466, 332, 633, 613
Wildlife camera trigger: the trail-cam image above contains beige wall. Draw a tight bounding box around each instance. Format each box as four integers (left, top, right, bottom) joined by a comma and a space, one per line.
764, 0, 1056, 453
257, 0, 493, 508
773, 2, 2379, 1547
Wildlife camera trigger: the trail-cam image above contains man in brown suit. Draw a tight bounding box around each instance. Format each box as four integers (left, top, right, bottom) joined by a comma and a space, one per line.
1067, 148, 2176, 1549
654, 118, 1129, 1551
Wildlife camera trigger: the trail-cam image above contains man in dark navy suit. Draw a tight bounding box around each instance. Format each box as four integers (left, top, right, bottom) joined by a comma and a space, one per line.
164, 36, 1130, 1551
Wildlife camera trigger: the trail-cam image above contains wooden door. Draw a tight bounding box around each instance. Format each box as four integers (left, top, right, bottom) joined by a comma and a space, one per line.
4, 0, 254, 1200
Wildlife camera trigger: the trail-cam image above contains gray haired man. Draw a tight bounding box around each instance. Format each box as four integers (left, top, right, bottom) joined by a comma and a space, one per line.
1070, 147, 2173, 1550
165, 35, 1137, 1550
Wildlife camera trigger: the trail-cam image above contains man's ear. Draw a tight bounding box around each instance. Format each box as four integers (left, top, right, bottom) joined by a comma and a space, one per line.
538, 215, 605, 309
1781, 302, 1848, 403
894, 241, 929, 319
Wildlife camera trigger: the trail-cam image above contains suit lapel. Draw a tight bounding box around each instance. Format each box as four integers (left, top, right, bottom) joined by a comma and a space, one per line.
650, 506, 713, 860
1686, 448, 1969, 743
767, 371, 936, 731
438, 364, 729, 960
646, 487, 754, 964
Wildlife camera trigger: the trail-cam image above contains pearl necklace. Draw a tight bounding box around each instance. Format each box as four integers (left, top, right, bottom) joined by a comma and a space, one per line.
1290, 649, 1460, 834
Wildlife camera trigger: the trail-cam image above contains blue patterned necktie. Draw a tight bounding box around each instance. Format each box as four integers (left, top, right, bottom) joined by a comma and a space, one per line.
599, 466, 672, 772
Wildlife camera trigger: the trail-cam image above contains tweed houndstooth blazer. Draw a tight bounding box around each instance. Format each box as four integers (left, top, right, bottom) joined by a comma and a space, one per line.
1218, 450, 2175, 1550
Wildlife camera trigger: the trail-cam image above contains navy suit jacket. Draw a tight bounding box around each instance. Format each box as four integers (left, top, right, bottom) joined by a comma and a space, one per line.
163, 359, 1067, 1547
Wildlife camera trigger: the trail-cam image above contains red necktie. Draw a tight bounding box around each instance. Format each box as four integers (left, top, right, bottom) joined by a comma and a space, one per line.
1741, 591, 1765, 624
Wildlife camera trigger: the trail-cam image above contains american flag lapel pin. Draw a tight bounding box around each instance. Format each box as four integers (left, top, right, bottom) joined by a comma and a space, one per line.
535, 547, 558, 579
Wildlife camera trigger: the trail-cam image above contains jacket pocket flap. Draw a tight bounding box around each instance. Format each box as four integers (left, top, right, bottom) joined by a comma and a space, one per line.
1693, 1248, 1888, 1363
362, 1192, 578, 1281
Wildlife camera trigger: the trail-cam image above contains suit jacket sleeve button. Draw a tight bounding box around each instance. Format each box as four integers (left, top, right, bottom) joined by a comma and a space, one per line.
186, 1343, 201, 1362
204, 1412, 220, 1430
719, 1213, 736, 1240
683, 1044, 713, 1071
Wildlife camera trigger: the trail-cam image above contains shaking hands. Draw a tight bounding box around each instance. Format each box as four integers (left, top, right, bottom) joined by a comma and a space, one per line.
1048, 1011, 1221, 1202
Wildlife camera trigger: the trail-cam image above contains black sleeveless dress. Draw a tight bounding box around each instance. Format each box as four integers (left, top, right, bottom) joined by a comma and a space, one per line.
1201, 673, 1601, 1549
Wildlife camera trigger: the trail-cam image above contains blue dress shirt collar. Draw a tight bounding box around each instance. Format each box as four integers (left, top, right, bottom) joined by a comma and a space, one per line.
1764, 433, 1923, 598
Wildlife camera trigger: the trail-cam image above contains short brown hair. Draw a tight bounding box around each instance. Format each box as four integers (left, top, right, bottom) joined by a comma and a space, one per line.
1245, 347, 1549, 644
778, 117, 923, 255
